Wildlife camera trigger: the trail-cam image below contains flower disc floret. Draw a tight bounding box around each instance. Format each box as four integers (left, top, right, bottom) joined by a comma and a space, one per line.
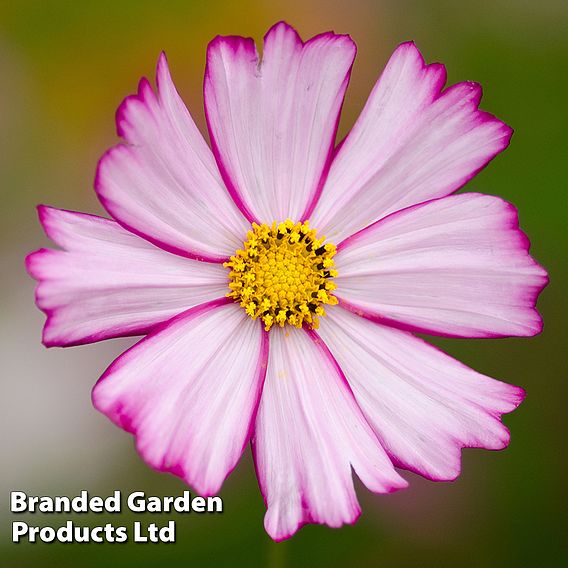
225, 220, 338, 330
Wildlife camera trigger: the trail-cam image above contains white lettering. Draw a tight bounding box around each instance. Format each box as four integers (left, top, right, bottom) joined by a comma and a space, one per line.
127, 492, 146, 513
207, 496, 223, 512
192, 496, 205, 512
12, 521, 28, 542
10, 492, 28, 513
133, 521, 147, 542
105, 491, 121, 512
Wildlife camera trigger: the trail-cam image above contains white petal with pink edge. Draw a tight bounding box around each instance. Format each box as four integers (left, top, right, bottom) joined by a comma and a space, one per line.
252, 327, 407, 541
95, 53, 249, 262
93, 300, 268, 496
334, 194, 547, 338
26, 206, 229, 347
318, 307, 526, 481
311, 42, 513, 243
204, 22, 356, 224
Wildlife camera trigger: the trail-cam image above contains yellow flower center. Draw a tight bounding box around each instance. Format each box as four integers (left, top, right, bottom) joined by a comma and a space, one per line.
224, 220, 338, 331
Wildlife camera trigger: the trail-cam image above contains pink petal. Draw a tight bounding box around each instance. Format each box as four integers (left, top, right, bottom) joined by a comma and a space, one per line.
95, 53, 249, 262
334, 194, 548, 338
318, 307, 526, 481
93, 300, 268, 496
204, 21, 356, 223
253, 327, 407, 541
311, 42, 513, 243
26, 206, 229, 347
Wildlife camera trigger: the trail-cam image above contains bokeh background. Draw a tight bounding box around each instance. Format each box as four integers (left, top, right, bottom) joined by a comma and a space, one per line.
1, 1, 566, 566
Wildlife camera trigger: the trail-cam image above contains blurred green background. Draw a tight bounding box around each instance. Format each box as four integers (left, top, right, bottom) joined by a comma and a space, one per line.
1, 1, 565, 566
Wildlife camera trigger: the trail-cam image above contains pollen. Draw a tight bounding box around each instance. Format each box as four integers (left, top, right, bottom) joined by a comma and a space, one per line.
224, 220, 338, 331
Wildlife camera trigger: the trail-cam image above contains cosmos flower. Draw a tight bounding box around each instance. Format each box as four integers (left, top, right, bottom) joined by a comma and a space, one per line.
27, 22, 547, 541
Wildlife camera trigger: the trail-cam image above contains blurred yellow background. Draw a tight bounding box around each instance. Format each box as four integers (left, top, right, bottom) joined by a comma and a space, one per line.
1, 1, 565, 565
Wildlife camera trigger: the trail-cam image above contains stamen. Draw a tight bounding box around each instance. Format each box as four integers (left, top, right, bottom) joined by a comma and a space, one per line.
224, 220, 338, 331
